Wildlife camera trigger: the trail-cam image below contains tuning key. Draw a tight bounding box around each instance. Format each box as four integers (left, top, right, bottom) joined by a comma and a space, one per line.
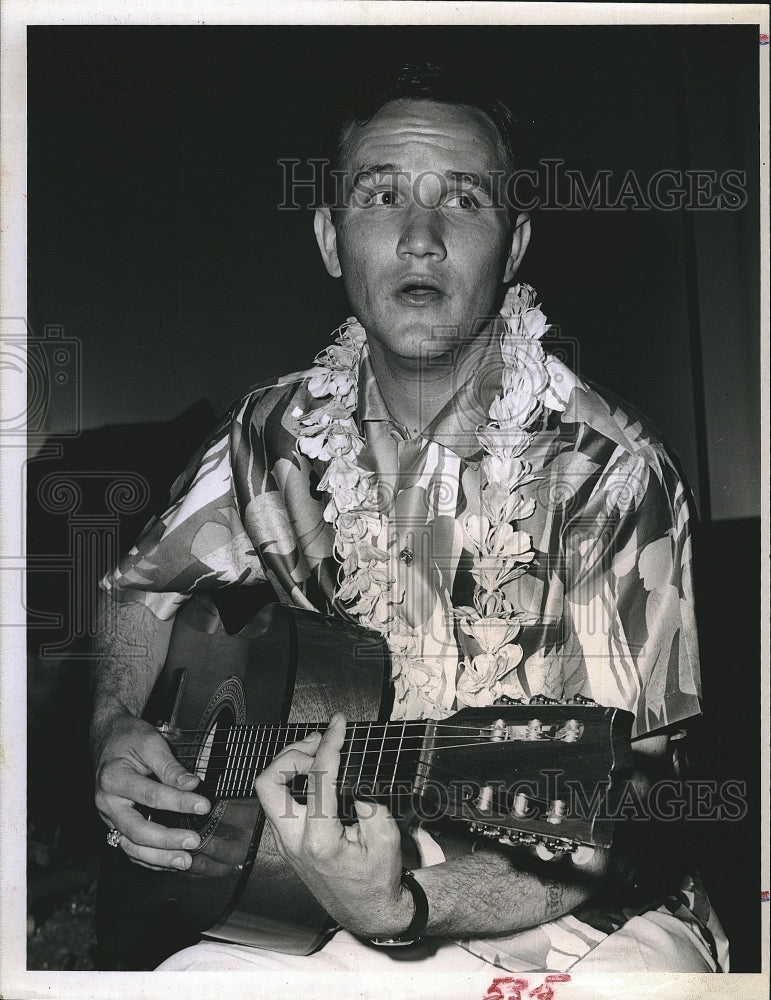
511, 792, 530, 818
525, 719, 543, 740
475, 785, 495, 813
558, 719, 583, 742
566, 694, 598, 706
546, 799, 567, 825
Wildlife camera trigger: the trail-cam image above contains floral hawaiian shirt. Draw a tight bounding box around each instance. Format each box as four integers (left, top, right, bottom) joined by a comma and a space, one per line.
102, 324, 727, 971
104, 328, 701, 739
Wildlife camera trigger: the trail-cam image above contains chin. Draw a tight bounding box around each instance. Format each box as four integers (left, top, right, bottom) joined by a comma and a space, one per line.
385, 323, 463, 362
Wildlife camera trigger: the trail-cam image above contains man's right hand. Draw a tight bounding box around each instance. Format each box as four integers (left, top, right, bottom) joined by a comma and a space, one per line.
93, 712, 211, 871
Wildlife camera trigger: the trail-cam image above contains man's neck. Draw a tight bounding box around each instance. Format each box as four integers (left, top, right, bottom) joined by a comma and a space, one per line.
365, 340, 462, 435
365, 326, 496, 435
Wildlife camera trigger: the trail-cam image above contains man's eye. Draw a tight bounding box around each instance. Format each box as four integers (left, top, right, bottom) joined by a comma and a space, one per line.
446, 193, 478, 210
371, 190, 399, 206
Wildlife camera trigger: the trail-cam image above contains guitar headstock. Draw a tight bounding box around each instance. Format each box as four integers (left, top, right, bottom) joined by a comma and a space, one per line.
413, 696, 634, 855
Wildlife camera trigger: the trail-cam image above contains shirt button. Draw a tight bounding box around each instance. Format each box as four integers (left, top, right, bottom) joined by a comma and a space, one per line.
399, 548, 414, 566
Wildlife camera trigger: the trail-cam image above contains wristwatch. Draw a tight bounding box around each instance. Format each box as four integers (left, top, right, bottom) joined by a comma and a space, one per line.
367, 869, 429, 947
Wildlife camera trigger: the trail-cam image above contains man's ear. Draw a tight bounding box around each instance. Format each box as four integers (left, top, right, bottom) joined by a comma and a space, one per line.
503, 212, 531, 283
314, 207, 342, 278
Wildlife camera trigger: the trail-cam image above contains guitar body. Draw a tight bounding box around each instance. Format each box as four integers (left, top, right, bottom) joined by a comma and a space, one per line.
96, 596, 634, 970
96, 598, 392, 969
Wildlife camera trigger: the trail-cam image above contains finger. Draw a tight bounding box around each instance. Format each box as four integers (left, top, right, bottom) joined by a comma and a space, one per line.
306, 713, 346, 828
254, 747, 314, 852
118, 835, 195, 872
101, 761, 210, 816
274, 732, 322, 759
138, 731, 202, 790
354, 799, 401, 852
108, 801, 203, 853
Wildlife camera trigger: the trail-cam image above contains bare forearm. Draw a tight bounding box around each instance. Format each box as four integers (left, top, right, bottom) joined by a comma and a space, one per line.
412, 744, 665, 939
414, 849, 602, 938
90, 596, 174, 760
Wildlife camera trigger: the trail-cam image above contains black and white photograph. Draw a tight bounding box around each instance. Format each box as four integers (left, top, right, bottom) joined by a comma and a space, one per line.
1, 3, 767, 999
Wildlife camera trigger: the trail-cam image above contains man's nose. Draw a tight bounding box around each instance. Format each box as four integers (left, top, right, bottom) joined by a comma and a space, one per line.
396, 206, 447, 262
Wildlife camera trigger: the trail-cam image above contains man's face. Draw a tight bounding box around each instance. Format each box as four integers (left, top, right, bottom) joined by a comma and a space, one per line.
315, 99, 529, 365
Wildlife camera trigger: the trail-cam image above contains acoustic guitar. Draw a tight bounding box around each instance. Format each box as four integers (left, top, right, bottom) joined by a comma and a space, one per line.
96, 597, 633, 969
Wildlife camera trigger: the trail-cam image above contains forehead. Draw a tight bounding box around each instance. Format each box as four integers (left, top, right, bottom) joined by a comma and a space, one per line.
342, 99, 506, 175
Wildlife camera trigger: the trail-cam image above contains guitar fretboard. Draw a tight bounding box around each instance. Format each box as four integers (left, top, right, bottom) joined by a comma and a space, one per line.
175, 721, 430, 800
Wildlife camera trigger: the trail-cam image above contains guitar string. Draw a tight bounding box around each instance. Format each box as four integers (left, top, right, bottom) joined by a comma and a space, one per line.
173, 737, 581, 795
197, 758, 561, 811
164, 731, 572, 754
161, 718, 580, 737
164, 726, 575, 748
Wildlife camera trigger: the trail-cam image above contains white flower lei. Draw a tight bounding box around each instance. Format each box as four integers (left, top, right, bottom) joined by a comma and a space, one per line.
295, 284, 567, 719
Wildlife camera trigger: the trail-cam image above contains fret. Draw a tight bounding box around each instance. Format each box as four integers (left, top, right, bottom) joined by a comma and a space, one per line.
266, 723, 280, 774
242, 725, 259, 797
371, 720, 386, 794
342, 723, 354, 791
234, 724, 248, 797
256, 724, 270, 788
219, 722, 236, 798
361, 722, 373, 792
230, 723, 245, 797
390, 721, 407, 796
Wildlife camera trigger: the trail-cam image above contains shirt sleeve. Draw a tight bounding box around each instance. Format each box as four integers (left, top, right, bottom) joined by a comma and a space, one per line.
561, 445, 702, 739
100, 410, 266, 621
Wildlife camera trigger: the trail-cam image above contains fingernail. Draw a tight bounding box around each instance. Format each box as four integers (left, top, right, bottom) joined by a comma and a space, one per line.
178, 772, 197, 786
182, 836, 198, 850
194, 800, 209, 814
173, 856, 189, 869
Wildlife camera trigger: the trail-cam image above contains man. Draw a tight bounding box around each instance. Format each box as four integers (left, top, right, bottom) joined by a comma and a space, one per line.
91, 64, 727, 986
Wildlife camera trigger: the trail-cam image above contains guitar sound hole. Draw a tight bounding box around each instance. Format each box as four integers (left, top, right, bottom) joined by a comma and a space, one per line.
185, 708, 236, 830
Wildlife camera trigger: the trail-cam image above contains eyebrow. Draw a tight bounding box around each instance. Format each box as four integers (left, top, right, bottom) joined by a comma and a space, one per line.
350, 163, 402, 188
351, 165, 493, 197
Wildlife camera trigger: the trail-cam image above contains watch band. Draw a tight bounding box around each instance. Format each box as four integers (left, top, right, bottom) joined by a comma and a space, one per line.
368, 869, 429, 947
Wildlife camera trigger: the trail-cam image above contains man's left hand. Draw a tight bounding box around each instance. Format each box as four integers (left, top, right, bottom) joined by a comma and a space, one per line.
254, 713, 415, 938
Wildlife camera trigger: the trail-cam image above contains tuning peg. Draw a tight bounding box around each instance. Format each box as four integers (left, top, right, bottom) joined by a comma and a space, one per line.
525, 719, 543, 740
546, 799, 567, 825
529, 694, 559, 705
566, 694, 597, 706
490, 718, 507, 741
535, 842, 557, 861
475, 785, 495, 813
557, 719, 583, 742
511, 792, 530, 818
571, 845, 596, 867
494, 695, 525, 705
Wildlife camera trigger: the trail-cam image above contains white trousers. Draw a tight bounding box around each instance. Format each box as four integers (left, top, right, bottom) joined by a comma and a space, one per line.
156, 906, 726, 998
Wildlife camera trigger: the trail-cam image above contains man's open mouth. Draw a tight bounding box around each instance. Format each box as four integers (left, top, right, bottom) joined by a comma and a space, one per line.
396, 276, 444, 305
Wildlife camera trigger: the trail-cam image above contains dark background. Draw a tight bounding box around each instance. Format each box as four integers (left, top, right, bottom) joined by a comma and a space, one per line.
25, 24, 761, 971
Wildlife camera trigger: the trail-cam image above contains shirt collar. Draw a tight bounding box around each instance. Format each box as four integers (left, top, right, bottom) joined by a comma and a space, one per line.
356, 320, 505, 463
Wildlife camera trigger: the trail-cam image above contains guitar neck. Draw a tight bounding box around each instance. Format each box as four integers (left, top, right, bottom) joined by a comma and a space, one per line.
172, 720, 430, 801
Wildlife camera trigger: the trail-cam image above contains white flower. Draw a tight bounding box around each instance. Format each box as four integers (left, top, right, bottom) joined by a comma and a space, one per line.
459, 616, 522, 654
462, 513, 491, 552
336, 510, 381, 543
318, 455, 360, 492
500, 283, 537, 316
489, 523, 533, 560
